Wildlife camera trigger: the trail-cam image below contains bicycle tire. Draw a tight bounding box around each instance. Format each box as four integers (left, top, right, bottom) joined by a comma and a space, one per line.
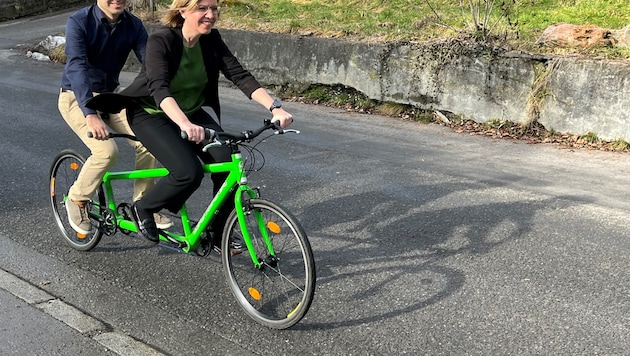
49, 149, 105, 251
221, 198, 316, 329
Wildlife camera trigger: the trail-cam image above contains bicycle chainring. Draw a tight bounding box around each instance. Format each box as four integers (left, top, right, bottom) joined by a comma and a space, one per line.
100, 208, 117, 236
193, 231, 213, 257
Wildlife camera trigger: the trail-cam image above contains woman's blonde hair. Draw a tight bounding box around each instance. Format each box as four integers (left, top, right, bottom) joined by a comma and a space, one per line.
161, 0, 199, 28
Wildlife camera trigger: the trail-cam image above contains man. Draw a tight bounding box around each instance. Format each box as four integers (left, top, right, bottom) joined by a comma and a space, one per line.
58, 0, 172, 236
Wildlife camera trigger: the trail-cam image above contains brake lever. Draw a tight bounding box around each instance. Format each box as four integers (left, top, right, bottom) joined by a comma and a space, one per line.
275, 129, 300, 135
201, 139, 223, 152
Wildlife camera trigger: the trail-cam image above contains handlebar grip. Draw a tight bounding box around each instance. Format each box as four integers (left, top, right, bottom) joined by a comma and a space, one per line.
87, 132, 139, 141
181, 128, 216, 141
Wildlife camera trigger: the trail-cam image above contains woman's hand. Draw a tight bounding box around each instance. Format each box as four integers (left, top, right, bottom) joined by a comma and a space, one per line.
250, 89, 294, 128
159, 97, 206, 143
271, 108, 293, 128
180, 122, 206, 144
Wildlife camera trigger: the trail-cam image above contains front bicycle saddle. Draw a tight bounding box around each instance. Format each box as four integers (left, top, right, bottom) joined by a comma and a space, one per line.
86, 93, 131, 114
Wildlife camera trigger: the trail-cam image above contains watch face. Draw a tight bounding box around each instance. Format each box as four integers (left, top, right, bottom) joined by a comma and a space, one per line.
270, 99, 282, 111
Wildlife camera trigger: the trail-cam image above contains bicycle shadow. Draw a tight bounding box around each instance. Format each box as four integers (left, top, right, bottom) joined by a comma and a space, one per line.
290, 178, 589, 331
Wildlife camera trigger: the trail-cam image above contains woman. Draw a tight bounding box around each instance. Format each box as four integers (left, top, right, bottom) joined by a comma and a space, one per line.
106, 0, 293, 243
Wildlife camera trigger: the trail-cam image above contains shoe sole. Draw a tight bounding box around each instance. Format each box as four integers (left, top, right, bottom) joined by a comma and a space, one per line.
154, 213, 173, 230
156, 222, 174, 230
66, 203, 92, 235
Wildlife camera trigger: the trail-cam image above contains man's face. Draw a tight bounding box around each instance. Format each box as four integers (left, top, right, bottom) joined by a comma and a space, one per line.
97, 0, 127, 20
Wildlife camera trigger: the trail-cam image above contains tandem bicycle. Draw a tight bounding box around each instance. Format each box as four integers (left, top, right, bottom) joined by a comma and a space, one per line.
49, 119, 315, 329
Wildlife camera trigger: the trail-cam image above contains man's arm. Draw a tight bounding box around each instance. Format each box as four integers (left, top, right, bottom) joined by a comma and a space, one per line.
63, 16, 98, 118
63, 15, 109, 140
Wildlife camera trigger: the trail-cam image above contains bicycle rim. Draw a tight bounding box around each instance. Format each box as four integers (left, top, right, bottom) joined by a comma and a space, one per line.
222, 199, 316, 329
49, 149, 104, 251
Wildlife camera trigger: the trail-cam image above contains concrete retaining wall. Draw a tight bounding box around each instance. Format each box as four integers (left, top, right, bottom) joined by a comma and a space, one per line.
219, 29, 630, 141
0, 0, 88, 20
541, 59, 630, 140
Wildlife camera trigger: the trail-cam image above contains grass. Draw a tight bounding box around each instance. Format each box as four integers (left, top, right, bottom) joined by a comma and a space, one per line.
579, 131, 599, 143
137, 0, 630, 57
198, 0, 630, 56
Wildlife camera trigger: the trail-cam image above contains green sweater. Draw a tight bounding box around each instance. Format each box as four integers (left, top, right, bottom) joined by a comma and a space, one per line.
141, 42, 207, 116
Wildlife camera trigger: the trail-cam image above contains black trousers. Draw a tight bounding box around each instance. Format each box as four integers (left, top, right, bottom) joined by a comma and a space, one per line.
128, 105, 234, 234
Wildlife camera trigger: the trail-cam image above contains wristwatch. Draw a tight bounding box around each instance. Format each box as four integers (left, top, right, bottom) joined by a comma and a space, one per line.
269, 99, 282, 112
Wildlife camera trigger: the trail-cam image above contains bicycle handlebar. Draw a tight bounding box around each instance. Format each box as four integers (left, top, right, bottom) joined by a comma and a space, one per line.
181, 119, 299, 147
87, 132, 139, 141
88, 120, 299, 148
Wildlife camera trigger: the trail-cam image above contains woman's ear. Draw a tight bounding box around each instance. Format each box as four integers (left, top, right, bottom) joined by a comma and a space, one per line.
179, 9, 186, 19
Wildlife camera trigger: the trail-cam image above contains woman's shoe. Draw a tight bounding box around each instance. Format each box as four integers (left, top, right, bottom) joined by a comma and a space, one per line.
131, 203, 159, 244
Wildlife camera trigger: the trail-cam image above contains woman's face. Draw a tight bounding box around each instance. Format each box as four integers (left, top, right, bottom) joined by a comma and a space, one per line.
181, 0, 218, 35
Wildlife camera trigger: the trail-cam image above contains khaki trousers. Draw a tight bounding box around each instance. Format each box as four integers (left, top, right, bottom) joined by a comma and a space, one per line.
58, 89, 156, 202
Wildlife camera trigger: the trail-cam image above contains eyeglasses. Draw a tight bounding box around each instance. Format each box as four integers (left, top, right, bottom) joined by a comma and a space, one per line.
195, 5, 219, 15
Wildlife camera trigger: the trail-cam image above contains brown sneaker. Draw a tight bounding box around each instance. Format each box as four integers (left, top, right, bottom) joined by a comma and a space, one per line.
66, 200, 92, 235
154, 212, 173, 230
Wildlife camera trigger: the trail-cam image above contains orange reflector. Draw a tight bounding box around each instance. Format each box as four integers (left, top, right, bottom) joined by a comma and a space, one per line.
248, 287, 261, 300
76, 232, 87, 239
70, 162, 80, 170
50, 178, 55, 196
267, 221, 281, 234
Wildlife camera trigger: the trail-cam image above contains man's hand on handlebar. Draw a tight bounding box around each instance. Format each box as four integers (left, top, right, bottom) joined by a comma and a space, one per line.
87, 114, 110, 140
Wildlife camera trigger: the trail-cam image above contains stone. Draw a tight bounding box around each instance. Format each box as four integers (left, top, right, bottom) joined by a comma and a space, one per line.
536, 23, 613, 48
610, 24, 630, 48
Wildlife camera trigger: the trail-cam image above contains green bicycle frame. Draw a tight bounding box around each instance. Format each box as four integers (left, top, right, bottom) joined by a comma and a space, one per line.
100, 152, 276, 266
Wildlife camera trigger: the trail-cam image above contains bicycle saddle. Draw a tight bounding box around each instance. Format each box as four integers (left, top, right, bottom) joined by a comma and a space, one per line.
86, 92, 132, 114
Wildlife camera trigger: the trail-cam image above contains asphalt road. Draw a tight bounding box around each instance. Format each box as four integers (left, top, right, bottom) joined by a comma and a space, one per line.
1, 11, 629, 355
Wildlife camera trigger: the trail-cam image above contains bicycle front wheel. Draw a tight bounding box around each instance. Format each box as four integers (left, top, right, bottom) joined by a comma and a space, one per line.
221, 199, 316, 329
49, 149, 104, 251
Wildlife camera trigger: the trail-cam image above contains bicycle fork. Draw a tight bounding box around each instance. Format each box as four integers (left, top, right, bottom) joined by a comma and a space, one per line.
235, 186, 277, 269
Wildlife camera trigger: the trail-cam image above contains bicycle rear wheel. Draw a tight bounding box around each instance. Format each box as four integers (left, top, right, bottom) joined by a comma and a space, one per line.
49, 149, 104, 251
221, 199, 316, 329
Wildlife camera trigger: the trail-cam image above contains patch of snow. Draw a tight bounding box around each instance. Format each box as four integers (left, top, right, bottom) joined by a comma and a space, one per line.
27, 51, 51, 61
39, 35, 66, 51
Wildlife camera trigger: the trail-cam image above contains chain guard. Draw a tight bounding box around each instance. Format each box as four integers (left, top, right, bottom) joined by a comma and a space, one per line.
117, 203, 133, 235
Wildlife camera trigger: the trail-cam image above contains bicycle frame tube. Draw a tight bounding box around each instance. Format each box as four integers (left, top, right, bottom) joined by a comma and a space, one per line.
99, 152, 276, 260
102, 168, 169, 213
196, 154, 277, 265
189, 160, 241, 241
98, 154, 239, 251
